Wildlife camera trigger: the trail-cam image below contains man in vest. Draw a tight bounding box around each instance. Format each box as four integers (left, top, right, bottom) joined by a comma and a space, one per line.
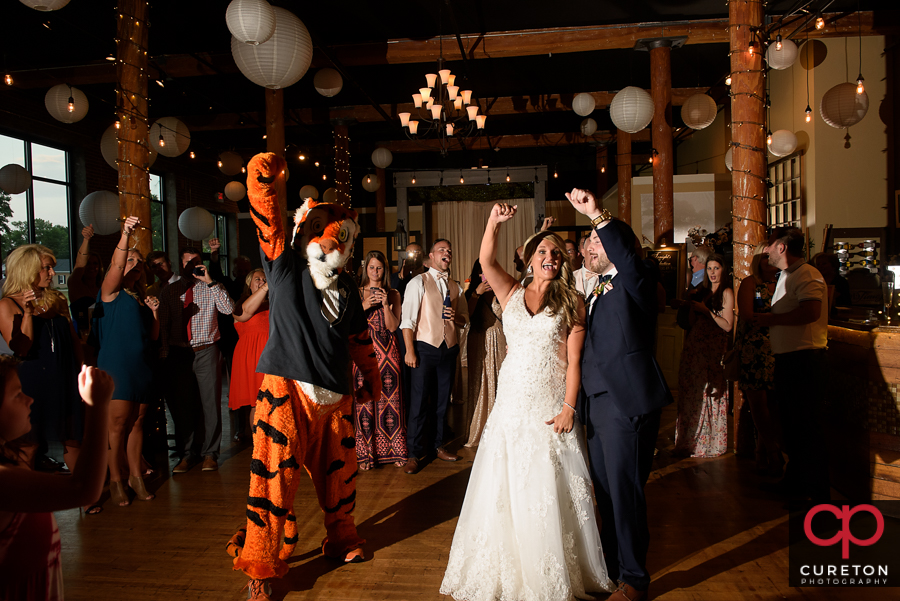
400, 239, 469, 474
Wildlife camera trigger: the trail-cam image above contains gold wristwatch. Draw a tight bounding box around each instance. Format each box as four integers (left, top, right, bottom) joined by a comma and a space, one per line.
590, 209, 612, 228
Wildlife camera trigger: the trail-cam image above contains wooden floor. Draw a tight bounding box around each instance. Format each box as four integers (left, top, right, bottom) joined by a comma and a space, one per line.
55, 386, 882, 600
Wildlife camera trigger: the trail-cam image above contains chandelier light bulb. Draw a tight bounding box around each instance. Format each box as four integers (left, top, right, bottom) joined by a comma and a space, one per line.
430, 104, 442, 120
775, 34, 783, 51
462, 90, 473, 104
439, 69, 451, 85
158, 133, 165, 147
4, 73, 11, 86
725, 75, 732, 86
425, 73, 437, 88
467, 106, 479, 121
399, 112, 411, 127
815, 15, 825, 30
446, 123, 454, 135
425, 97, 434, 110
67, 95, 75, 113
419, 87, 432, 100
476, 114, 486, 129
448, 74, 456, 86
408, 120, 419, 134
857, 74, 865, 95
412, 93, 423, 108
453, 97, 463, 111
447, 85, 459, 101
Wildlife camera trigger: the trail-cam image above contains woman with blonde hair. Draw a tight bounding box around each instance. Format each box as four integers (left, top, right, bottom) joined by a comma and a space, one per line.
228, 268, 270, 441
0, 245, 85, 492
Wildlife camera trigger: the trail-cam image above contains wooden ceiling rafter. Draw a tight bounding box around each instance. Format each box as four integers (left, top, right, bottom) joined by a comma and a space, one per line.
376, 130, 651, 153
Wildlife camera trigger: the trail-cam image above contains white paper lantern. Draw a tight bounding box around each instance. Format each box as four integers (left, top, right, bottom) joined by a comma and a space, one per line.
314, 68, 343, 97
20, 0, 70, 10
219, 151, 243, 176
231, 7, 313, 89
100, 124, 157, 170
0, 164, 31, 194
768, 129, 798, 157
681, 94, 717, 130
573, 93, 596, 117
225, 0, 276, 45
178, 207, 215, 241
322, 187, 337, 204
361, 174, 380, 192
820, 83, 869, 129
371, 148, 392, 169
609, 87, 654, 134
149, 117, 191, 157
724, 147, 733, 171
299, 185, 319, 199
45, 84, 88, 123
78, 191, 120, 235
224, 181, 246, 201
580, 118, 597, 136
766, 39, 799, 70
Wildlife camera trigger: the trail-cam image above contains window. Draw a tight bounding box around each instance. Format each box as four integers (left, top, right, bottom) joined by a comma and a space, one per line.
148, 173, 166, 252
767, 154, 803, 229
202, 212, 228, 274
0, 134, 72, 271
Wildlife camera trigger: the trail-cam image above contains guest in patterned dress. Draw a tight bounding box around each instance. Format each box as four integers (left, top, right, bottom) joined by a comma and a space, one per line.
462, 260, 506, 447
352, 251, 407, 470
736, 245, 782, 475
674, 253, 734, 457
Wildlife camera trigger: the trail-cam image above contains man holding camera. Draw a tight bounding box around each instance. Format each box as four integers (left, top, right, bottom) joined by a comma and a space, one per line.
159, 247, 235, 474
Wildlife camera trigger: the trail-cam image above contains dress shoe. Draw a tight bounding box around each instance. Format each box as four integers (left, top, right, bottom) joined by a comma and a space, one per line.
201, 456, 218, 471
609, 582, 648, 601
403, 457, 420, 474
436, 447, 460, 462
172, 456, 195, 474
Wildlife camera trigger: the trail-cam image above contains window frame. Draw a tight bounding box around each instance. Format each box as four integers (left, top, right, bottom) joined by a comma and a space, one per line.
148, 172, 166, 253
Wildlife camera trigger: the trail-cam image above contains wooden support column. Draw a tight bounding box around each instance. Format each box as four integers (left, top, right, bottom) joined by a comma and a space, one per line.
375, 167, 386, 232
617, 130, 633, 224
116, 0, 151, 257
265, 89, 287, 223
334, 123, 351, 208
596, 146, 609, 199
650, 40, 674, 246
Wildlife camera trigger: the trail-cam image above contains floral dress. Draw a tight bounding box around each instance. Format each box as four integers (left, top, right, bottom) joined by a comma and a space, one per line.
737, 280, 775, 392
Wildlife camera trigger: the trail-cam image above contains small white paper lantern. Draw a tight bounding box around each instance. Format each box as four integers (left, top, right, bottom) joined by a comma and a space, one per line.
178, 207, 215, 241
322, 187, 337, 204
573, 93, 596, 117
219, 151, 243, 176
100, 124, 157, 170
45, 84, 88, 123
224, 181, 246, 201
361, 173, 380, 192
820, 82, 869, 129
225, 0, 276, 46
580, 118, 597, 136
768, 129, 798, 157
766, 39, 799, 70
609, 87, 654, 134
150, 117, 191, 157
371, 148, 392, 169
299, 185, 319, 199
314, 68, 342, 97
724, 147, 733, 171
20, 0, 70, 10
0, 164, 32, 194
231, 6, 313, 89
681, 94, 717, 130
78, 191, 120, 235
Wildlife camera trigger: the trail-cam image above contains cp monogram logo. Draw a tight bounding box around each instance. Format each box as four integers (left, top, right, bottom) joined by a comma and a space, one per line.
803, 504, 885, 559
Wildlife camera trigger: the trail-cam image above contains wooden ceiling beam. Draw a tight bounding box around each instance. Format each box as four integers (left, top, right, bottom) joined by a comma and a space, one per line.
375, 130, 651, 153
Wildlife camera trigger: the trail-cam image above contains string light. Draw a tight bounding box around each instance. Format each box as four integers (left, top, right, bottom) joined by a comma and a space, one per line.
155, 79, 164, 88
748, 41, 756, 56
411, 172, 416, 184
553, 166, 558, 178
4, 74, 11, 86
114, 119, 121, 129
506, 168, 510, 182
298, 153, 306, 161
322, 174, 327, 181
815, 14, 825, 30
725, 75, 732, 86
189, 151, 196, 159
601, 166, 606, 174
242, 167, 246, 174
217, 160, 223, 168
314, 161, 320, 167
460, 170, 465, 184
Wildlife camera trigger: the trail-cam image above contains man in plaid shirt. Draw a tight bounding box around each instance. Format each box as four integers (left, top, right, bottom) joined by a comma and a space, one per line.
159, 247, 235, 473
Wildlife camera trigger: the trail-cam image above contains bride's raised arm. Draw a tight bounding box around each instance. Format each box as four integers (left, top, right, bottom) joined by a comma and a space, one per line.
480, 203, 519, 310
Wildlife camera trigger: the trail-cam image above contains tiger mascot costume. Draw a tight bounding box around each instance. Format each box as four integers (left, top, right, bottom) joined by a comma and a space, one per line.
228, 152, 381, 600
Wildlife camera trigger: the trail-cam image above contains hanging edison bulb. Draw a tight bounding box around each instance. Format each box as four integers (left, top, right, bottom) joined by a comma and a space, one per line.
805, 105, 812, 123
857, 74, 865, 95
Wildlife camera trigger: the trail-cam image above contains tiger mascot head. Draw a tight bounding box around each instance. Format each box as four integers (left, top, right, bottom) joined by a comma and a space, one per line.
293, 198, 360, 290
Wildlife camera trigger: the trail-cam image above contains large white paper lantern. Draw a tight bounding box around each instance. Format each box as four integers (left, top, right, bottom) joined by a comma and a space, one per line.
224, 181, 246, 201
820, 83, 869, 129
768, 130, 798, 157
299, 185, 319, 199
150, 117, 191, 157
20, 0, 70, 10
371, 148, 392, 169
231, 6, 313, 90
361, 173, 380, 192
322, 187, 337, 204
45, 84, 88, 123
609, 87, 654, 134
580, 118, 597, 136
225, 0, 276, 46
0, 164, 31, 194
219, 151, 243, 176
78, 191, 120, 235
766, 39, 799, 70
100, 123, 157, 170
178, 207, 215, 241
314, 68, 342, 97
724, 147, 733, 171
573, 93, 596, 117
681, 94, 717, 130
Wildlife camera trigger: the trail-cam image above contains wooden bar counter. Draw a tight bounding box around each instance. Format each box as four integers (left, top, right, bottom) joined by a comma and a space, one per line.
827, 321, 900, 500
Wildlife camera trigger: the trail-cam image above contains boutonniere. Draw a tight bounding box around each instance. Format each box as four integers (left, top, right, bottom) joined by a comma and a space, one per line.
593, 280, 613, 296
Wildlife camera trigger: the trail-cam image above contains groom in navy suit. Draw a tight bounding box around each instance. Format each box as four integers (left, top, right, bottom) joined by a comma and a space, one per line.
566, 188, 672, 601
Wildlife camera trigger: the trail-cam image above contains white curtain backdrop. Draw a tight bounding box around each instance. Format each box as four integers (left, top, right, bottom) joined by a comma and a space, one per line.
431, 199, 536, 285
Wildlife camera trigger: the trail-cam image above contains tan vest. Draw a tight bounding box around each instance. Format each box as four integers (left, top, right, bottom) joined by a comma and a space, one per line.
416, 271, 459, 349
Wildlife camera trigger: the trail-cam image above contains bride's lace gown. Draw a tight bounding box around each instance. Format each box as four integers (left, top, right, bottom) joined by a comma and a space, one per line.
440, 288, 614, 601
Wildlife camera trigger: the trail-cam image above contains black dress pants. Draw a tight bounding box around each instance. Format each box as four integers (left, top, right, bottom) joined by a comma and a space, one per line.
407, 341, 459, 459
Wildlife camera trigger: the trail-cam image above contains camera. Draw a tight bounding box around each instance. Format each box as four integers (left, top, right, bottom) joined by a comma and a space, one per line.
193, 265, 206, 277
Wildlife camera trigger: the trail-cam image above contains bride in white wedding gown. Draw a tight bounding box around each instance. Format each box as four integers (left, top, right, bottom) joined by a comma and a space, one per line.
440, 204, 614, 601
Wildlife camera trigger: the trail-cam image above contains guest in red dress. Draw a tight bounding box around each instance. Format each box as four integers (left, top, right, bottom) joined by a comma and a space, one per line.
229, 269, 270, 439
353, 251, 407, 470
